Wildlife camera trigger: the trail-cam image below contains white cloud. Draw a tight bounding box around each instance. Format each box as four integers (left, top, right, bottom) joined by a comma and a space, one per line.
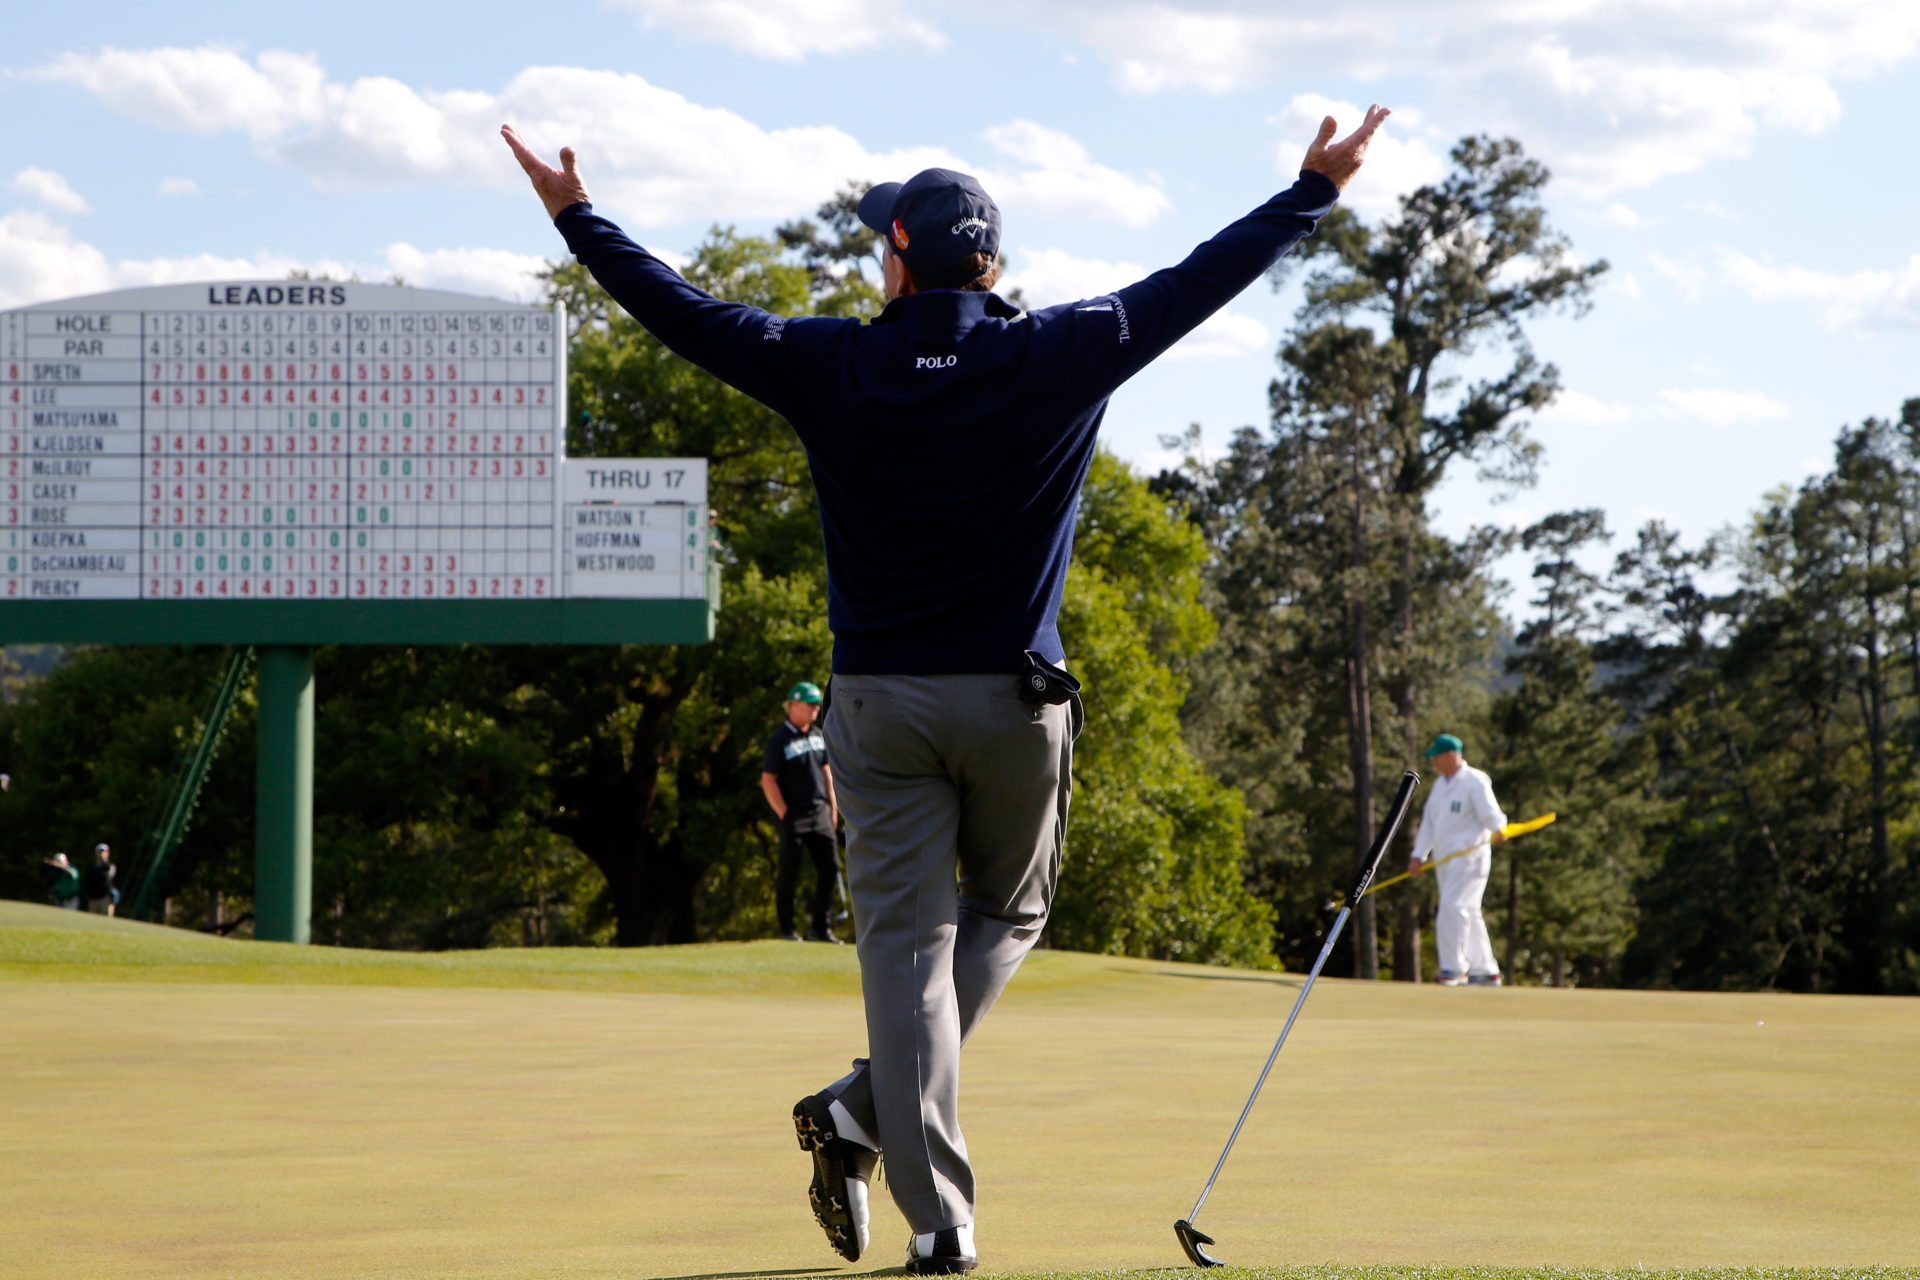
1659, 387, 1791, 427
606, 0, 943, 58
382, 243, 549, 301
1126, 445, 1195, 478
1001, 246, 1145, 305
990, 0, 1920, 198
30, 47, 1160, 232
978, 121, 1170, 226
1271, 95, 1445, 219
1649, 253, 1706, 301
33, 46, 327, 140
1000, 246, 1269, 358
0, 210, 112, 303
1167, 307, 1271, 360
9, 167, 89, 214
1685, 199, 1741, 221
157, 177, 199, 198
0, 213, 339, 305
1597, 202, 1644, 228
1719, 247, 1920, 332
1543, 389, 1633, 426
0, 211, 544, 309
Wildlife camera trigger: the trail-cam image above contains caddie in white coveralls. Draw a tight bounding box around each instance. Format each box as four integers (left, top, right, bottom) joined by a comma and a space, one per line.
1408, 733, 1507, 987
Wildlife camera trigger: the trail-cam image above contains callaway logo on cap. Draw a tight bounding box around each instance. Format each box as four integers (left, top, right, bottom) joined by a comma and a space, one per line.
859, 168, 1001, 289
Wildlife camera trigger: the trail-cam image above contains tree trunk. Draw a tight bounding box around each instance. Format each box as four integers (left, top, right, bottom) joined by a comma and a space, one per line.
1391, 529, 1421, 982
551, 675, 705, 947
1862, 582, 1891, 993
1347, 648, 1376, 978
1897, 474, 1920, 697
1347, 437, 1378, 979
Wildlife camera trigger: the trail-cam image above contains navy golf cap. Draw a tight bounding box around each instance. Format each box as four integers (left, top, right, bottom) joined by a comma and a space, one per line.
857, 168, 1001, 289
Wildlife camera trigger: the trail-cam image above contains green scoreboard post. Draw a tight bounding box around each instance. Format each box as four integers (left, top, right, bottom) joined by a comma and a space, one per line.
2, 281, 717, 941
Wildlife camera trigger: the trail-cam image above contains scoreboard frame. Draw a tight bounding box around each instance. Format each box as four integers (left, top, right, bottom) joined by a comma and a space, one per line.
2, 281, 722, 944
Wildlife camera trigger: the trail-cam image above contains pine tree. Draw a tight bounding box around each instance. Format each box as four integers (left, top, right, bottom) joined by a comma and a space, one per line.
1487, 510, 1653, 984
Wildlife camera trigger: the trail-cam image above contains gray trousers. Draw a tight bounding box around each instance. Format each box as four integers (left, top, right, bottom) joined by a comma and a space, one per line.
820, 673, 1078, 1233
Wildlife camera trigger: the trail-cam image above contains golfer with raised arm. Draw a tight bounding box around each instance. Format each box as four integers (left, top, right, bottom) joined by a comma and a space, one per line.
503, 106, 1387, 1274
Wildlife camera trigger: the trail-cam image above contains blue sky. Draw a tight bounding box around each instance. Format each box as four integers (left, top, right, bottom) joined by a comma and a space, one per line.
5, 1, 1917, 616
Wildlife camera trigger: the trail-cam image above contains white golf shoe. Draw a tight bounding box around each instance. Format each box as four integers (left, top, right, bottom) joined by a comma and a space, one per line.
906, 1224, 977, 1275
793, 1091, 876, 1261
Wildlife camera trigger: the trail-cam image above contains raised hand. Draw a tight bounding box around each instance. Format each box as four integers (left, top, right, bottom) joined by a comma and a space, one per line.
501, 125, 591, 220
1300, 104, 1391, 192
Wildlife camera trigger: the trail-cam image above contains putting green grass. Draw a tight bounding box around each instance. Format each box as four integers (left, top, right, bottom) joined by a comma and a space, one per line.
3, 900, 1917, 1280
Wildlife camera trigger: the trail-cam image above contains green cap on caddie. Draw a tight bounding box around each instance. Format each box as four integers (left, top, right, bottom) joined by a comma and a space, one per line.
787, 681, 823, 704
1423, 733, 1464, 758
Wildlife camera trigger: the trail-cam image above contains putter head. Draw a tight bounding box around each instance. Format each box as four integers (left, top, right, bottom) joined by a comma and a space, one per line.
1174, 1219, 1224, 1267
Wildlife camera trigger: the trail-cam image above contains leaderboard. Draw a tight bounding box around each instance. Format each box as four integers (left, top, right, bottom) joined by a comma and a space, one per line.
2, 281, 573, 603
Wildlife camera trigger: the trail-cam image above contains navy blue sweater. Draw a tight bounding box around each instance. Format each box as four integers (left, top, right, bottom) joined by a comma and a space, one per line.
555, 170, 1338, 674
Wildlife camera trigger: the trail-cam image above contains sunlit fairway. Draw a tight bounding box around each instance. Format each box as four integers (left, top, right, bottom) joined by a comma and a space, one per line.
3, 900, 1917, 1280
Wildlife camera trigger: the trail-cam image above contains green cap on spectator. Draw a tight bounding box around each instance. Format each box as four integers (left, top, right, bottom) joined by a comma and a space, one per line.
1423, 732, 1464, 758
787, 681, 823, 704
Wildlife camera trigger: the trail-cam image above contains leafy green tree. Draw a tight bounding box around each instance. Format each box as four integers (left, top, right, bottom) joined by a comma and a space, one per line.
0, 647, 250, 913
1608, 414, 1920, 994
0, 645, 595, 946
1486, 510, 1654, 985
303, 647, 603, 949
1048, 451, 1272, 964
776, 183, 883, 317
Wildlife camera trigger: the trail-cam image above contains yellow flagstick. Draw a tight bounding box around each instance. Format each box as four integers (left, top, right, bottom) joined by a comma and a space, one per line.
1356, 813, 1557, 900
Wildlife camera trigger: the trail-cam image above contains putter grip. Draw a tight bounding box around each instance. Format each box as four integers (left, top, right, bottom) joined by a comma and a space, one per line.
1344, 770, 1420, 907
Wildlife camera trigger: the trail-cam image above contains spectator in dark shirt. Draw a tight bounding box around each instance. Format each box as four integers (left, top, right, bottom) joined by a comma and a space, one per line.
84, 843, 118, 917
761, 681, 842, 943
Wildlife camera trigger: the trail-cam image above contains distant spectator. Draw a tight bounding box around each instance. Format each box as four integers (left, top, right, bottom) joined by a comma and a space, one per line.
44, 854, 80, 910
84, 843, 118, 917
1, 772, 11, 791
761, 681, 843, 944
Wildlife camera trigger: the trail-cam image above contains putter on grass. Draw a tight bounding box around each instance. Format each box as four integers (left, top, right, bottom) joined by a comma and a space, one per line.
1173, 768, 1421, 1268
